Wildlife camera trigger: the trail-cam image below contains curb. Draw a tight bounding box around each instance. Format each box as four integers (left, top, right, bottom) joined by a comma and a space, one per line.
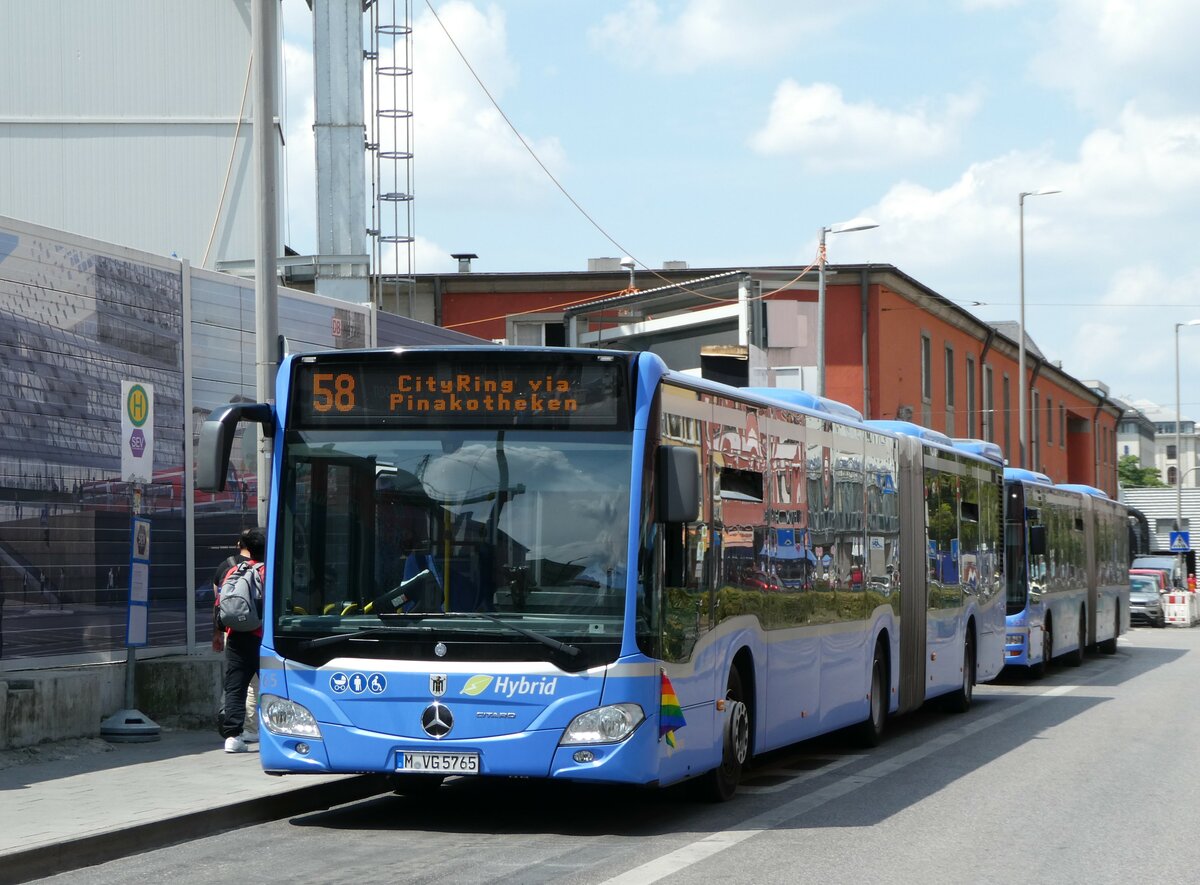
2, 774, 391, 884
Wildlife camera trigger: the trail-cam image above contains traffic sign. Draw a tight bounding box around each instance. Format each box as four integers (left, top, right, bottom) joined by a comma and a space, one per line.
1170, 531, 1191, 552
120, 380, 154, 483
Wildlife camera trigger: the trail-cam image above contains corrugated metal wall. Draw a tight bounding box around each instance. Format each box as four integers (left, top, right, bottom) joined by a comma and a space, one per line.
0, 0, 268, 269
1120, 487, 1200, 552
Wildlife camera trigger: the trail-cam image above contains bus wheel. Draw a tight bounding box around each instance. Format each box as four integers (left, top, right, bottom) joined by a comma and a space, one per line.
1066, 608, 1085, 667
1030, 619, 1051, 679
944, 631, 975, 714
853, 640, 888, 746
702, 667, 750, 802
1100, 608, 1119, 654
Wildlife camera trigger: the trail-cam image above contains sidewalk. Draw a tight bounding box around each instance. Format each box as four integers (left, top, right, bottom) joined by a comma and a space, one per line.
0, 728, 388, 884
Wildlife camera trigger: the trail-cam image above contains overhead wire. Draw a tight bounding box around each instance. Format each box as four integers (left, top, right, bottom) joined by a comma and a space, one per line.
203, 48, 255, 268
423, 1, 826, 308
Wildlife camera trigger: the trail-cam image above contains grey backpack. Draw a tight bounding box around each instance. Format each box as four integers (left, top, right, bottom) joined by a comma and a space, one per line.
217, 561, 264, 632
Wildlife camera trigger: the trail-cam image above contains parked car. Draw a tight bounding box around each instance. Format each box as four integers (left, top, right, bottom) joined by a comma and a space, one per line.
1129, 574, 1166, 628
1131, 555, 1185, 589
1129, 568, 1171, 593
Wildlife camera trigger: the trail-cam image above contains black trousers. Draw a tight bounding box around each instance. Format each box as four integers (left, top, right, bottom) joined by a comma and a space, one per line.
219, 631, 261, 738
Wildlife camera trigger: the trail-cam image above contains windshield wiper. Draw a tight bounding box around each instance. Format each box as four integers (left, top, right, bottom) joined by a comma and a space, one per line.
297, 625, 421, 650
380, 611, 580, 657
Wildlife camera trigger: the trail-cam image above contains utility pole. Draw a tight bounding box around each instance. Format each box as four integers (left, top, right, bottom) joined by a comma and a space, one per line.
253, 0, 279, 528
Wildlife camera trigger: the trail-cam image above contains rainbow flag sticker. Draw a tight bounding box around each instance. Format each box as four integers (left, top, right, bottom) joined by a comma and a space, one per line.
660, 672, 686, 748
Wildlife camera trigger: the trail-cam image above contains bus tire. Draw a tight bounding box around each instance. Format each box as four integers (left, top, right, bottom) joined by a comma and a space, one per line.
853, 640, 888, 746
1030, 618, 1051, 679
701, 666, 750, 802
1099, 607, 1119, 654
1066, 607, 1085, 667
944, 631, 975, 714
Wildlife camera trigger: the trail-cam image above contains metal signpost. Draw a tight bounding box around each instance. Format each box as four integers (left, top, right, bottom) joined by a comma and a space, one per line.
101, 381, 161, 742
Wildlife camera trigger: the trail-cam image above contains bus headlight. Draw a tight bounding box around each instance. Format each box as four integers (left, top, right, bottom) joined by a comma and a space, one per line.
261, 694, 322, 739
560, 703, 644, 745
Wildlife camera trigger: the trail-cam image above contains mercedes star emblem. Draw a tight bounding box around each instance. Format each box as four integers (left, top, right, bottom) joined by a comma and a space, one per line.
421, 702, 453, 738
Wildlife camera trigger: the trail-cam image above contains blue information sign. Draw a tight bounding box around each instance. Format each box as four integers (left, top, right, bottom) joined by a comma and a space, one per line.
1170, 531, 1191, 553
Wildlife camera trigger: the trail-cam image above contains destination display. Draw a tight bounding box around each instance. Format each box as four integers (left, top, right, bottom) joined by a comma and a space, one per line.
291, 354, 629, 429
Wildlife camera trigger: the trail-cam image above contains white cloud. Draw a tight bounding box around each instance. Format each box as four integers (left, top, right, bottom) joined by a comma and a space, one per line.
1072, 265, 1200, 393
378, 235, 461, 275
748, 81, 978, 169
588, 0, 854, 73
1029, 0, 1200, 115
835, 104, 1200, 270
817, 102, 1200, 409
407, 2, 566, 207
1072, 104, 1200, 214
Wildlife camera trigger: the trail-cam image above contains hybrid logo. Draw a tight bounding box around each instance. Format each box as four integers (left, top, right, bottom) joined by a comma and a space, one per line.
494, 676, 558, 699
462, 674, 560, 699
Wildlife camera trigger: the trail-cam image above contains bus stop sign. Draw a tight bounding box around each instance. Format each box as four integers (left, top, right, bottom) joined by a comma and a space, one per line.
1170, 531, 1190, 552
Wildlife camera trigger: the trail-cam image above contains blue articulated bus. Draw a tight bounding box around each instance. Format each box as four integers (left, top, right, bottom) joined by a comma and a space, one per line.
1002, 469, 1129, 676
197, 347, 1005, 799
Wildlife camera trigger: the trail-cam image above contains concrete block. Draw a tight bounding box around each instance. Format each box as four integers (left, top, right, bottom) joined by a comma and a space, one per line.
1, 656, 224, 749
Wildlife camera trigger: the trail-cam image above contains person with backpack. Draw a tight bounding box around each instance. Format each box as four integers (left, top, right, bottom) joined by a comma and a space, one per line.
214, 527, 266, 753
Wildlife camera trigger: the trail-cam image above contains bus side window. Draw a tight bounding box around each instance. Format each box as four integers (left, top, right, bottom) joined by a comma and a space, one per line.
1028, 524, 1047, 557
664, 524, 687, 588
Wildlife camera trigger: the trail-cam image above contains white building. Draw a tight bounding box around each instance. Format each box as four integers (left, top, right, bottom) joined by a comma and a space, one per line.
1119, 398, 1200, 489
0, 1, 274, 270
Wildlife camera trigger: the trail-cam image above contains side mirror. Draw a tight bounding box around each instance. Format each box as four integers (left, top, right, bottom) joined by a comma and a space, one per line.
657, 445, 699, 524
196, 403, 273, 491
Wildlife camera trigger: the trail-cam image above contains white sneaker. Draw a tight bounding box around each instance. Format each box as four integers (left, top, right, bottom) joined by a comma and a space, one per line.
224, 735, 248, 753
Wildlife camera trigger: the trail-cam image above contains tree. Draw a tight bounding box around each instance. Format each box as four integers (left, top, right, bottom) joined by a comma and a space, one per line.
1118, 454, 1167, 488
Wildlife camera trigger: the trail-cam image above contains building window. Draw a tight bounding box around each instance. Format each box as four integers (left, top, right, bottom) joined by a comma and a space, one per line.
1046, 397, 1053, 445
982, 364, 994, 443
1059, 403, 1065, 448
921, 334, 932, 401
1002, 373, 1011, 463
965, 355, 976, 438
1168, 444, 1178, 460
944, 345, 955, 436
1032, 389, 1040, 471
1169, 466, 1178, 485
508, 316, 566, 347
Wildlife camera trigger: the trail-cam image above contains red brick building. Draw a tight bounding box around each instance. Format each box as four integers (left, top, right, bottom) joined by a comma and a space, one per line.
397, 261, 1120, 495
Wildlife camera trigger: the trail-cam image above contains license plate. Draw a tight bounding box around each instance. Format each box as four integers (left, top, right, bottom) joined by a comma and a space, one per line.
399, 752, 480, 774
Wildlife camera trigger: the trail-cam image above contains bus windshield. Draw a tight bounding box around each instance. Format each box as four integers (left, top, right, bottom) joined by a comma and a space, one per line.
276, 428, 634, 657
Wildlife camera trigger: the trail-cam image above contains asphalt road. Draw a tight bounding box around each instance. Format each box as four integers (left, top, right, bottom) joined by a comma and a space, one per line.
38, 624, 1200, 885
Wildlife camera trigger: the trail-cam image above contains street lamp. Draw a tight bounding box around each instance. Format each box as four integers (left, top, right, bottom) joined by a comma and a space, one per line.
1018, 188, 1061, 469
817, 217, 879, 397
1175, 319, 1200, 536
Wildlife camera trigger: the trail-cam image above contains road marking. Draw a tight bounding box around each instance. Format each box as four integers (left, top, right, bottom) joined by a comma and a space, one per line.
600, 683, 1082, 885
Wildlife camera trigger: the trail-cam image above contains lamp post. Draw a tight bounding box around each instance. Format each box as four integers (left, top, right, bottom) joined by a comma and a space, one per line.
817, 217, 878, 397
1175, 319, 1200, 535
1017, 189, 1061, 469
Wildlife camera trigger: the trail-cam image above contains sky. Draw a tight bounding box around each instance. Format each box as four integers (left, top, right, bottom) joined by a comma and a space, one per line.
278, 0, 1200, 419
